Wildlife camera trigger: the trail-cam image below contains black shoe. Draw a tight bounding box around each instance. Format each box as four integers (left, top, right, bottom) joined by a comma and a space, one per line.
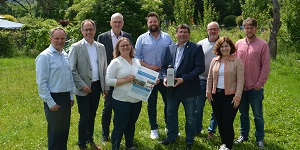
235, 136, 248, 144
186, 144, 192, 150
159, 139, 173, 145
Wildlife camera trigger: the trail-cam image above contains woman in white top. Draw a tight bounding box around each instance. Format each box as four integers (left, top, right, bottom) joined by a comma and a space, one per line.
106, 37, 141, 150
206, 36, 244, 150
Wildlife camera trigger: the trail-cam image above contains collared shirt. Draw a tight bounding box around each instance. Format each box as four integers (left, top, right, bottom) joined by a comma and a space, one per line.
135, 31, 174, 79
198, 38, 217, 79
36, 45, 74, 108
106, 56, 141, 103
83, 38, 99, 81
174, 43, 186, 74
110, 30, 124, 49
235, 37, 270, 90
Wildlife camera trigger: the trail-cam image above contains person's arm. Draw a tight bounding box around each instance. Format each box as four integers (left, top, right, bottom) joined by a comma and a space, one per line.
36, 54, 56, 108
106, 59, 135, 87
206, 58, 215, 104
254, 43, 270, 89
232, 58, 244, 108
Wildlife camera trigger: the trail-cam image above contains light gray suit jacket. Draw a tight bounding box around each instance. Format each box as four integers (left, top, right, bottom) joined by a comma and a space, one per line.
68, 39, 109, 96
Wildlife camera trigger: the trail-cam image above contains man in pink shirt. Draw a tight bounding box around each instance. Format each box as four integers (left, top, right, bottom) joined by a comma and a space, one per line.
234, 18, 270, 148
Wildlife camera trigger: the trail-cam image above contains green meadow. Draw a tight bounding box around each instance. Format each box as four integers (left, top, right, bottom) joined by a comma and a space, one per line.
0, 51, 299, 149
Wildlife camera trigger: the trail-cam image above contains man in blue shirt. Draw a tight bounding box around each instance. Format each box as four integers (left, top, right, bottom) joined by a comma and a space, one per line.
36, 27, 74, 150
135, 12, 174, 139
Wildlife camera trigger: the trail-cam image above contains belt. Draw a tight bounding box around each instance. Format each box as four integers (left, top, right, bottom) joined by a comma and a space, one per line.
216, 88, 225, 93
92, 80, 100, 85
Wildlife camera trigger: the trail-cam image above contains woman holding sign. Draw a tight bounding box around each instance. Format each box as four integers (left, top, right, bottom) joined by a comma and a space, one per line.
106, 37, 142, 150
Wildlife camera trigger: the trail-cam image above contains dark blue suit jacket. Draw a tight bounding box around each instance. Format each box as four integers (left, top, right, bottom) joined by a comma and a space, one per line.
97, 31, 133, 64
162, 41, 205, 98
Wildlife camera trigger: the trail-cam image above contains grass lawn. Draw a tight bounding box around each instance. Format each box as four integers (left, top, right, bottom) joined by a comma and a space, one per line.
0, 52, 299, 150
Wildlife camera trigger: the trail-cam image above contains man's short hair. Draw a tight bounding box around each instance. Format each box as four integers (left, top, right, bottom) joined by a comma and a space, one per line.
50, 27, 66, 38
111, 13, 123, 21
243, 18, 257, 27
81, 19, 96, 30
147, 12, 159, 21
176, 24, 190, 33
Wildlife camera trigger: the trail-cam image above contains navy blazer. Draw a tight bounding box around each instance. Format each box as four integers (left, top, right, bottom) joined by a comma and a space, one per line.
97, 31, 133, 64
162, 41, 205, 98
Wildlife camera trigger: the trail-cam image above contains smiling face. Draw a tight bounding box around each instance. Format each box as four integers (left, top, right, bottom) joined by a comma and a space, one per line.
118, 40, 132, 58
110, 15, 124, 35
207, 22, 220, 42
50, 29, 66, 51
147, 16, 159, 32
81, 21, 96, 44
220, 42, 231, 57
175, 28, 190, 45
244, 25, 257, 40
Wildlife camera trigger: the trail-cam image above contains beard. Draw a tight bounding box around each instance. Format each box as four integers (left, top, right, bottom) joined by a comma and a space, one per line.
149, 25, 159, 32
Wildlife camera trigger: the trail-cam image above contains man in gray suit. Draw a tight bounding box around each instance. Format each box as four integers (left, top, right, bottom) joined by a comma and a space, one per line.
69, 19, 109, 150
97, 12, 133, 144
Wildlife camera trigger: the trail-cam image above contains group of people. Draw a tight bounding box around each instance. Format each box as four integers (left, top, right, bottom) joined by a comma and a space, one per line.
36, 11, 270, 150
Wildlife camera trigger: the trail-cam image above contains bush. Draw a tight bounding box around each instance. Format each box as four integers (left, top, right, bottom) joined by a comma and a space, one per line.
223, 15, 237, 27
0, 31, 15, 58
1, 14, 17, 22
235, 15, 243, 27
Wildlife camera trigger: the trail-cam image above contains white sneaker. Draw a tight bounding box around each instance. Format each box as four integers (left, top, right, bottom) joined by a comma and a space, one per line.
150, 130, 159, 139
219, 144, 226, 150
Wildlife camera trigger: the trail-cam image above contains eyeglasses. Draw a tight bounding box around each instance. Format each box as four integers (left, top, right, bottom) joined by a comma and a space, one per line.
82, 28, 95, 32
119, 44, 131, 48
112, 21, 123, 24
207, 28, 219, 31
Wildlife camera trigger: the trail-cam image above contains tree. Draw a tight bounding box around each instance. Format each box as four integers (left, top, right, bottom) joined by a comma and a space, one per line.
65, 0, 147, 42
173, 0, 195, 25
269, 0, 281, 59
240, 0, 271, 28
203, 0, 219, 26
35, 0, 68, 20
280, 0, 300, 43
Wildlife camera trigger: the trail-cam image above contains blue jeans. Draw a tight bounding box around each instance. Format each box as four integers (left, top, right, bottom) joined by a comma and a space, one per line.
102, 86, 114, 138
147, 80, 167, 130
195, 79, 217, 133
239, 89, 264, 142
111, 99, 142, 150
76, 82, 101, 147
45, 92, 71, 150
166, 96, 196, 145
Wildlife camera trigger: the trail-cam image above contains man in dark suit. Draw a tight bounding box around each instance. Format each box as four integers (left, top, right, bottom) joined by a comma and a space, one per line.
69, 19, 109, 150
159, 24, 205, 150
96, 12, 133, 144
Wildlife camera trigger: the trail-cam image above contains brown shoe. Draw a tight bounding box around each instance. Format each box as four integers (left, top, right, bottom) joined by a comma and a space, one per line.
207, 132, 214, 139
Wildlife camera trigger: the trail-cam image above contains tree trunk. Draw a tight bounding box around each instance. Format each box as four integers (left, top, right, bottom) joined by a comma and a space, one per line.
269, 0, 281, 59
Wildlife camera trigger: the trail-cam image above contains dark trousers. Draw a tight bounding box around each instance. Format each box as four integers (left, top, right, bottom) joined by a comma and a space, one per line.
102, 86, 114, 138
111, 99, 142, 150
44, 92, 71, 150
147, 80, 167, 130
76, 82, 101, 147
212, 91, 238, 149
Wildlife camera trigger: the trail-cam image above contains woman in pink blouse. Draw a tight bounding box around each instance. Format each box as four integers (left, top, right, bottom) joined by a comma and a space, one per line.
206, 36, 244, 150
